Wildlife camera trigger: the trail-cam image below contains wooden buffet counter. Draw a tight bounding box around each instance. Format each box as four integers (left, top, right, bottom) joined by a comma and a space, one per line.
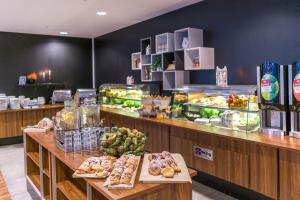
0, 105, 63, 139
100, 106, 300, 200
24, 131, 197, 200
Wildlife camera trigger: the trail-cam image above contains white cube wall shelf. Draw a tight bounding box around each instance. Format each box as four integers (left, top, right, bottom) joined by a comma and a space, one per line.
163, 71, 190, 90
140, 37, 153, 55
141, 65, 163, 82
141, 55, 151, 65
174, 28, 203, 51
151, 53, 163, 72
184, 47, 215, 70
155, 33, 174, 53
131, 52, 141, 70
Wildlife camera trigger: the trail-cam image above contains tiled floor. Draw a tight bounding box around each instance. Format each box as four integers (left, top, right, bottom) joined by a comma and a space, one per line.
0, 144, 237, 200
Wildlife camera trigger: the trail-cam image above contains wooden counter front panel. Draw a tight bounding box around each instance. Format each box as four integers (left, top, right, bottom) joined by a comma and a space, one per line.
0, 112, 23, 138
135, 119, 169, 153
249, 144, 278, 199
170, 127, 249, 188
101, 111, 170, 153
22, 108, 60, 127
101, 111, 135, 129
280, 149, 300, 200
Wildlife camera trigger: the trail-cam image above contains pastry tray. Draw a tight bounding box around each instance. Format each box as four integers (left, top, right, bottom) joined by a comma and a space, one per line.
103, 156, 141, 189
72, 157, 113, 179
72, 172, 108, 179
139, 153, 191, 183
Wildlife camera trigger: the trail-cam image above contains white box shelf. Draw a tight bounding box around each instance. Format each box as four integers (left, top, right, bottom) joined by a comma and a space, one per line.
141, 65, 162, 82
155, 33, 174, 53
131, 52, 141, 70
174, 28, 203, 51
163, 71, 189, 90
184, 47, 215, 70
151, 53, 163, 72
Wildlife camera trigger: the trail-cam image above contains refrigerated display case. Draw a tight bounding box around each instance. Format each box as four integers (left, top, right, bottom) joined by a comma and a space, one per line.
171, 85, 260, 132
99, 84, 151, 112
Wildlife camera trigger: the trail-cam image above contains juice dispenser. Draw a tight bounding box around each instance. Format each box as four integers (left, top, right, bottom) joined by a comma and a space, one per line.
257, 61, 289, 135
288, 61, 300, 138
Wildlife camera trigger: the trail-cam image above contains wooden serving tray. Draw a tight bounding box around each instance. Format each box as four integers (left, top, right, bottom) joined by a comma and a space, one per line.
139, 153, 192, 183
104, 156, 141, 189
72, 172, 108, 179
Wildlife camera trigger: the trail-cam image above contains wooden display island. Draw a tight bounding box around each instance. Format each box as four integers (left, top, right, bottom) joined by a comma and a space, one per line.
100, 106, 300, 200
0, 105, 63, 139
24, 131, 197, 200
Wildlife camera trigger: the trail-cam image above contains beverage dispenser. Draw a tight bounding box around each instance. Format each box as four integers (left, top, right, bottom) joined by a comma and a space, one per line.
257, 61, 289, 135
288, 61, 300, 138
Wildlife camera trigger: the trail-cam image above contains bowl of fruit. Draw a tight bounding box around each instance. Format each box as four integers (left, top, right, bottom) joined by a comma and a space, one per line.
226, 95, 248, 109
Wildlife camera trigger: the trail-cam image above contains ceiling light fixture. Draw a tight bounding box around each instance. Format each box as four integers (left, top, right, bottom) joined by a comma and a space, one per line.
59, 31, 68, 35
96, 11, 107, 16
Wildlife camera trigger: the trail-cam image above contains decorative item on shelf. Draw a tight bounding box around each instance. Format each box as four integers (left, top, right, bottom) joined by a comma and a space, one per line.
193, 57, 200, 68
182, 37, 189, 49
18, 76, 27, 86
145, 45, 151, 55
126, 76, 134, 85
134, 58, 141, 69
165, 60, 175, 71
39, 69, 52, 82
145, 67, 151, 80
151, 58, 162, 72
216, 66, 228, 87
26, 72, 38, 84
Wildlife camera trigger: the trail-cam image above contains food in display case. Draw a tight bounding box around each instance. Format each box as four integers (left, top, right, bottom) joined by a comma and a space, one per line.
73, 156, 117, 178
171, 85, 260, 132
101, 127, 146, 156
80, 103, 101, 128
55, 105, 79, 130
139, 95, 171, 118
99, 84, 152, 112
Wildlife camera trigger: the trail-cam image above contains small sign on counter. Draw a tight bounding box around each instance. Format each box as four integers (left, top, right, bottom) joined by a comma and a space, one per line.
193, 146, 213, 161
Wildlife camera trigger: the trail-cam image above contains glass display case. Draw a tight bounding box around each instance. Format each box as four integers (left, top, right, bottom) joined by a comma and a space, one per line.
171, 85, 260, 132
99, 84, 151, 112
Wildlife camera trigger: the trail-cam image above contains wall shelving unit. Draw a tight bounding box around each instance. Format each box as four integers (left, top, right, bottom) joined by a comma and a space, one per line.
184, 47, 215, 70
131, 52, 141, 70
155, 33, 174, 53
132, 27, 215, 88
174, 27, 203, 51
163, 70, 189, 90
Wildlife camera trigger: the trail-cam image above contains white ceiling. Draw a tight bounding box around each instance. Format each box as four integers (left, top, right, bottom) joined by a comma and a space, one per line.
0, 0, 202, 38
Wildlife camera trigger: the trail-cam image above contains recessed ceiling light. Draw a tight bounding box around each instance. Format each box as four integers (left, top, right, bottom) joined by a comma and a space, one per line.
59, 31, 68, 35
96, 11, 107, 16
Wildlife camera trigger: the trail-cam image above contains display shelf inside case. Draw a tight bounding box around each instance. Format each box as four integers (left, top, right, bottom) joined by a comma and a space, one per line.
131, 52, 141, 70
171, 85, 260, 132
174, 28, 203, 51
141, 55, 151, 65
99, 84, 152, 111
163, 71, 190, 91
155, 33, 174, 53
184, 47, 215, 70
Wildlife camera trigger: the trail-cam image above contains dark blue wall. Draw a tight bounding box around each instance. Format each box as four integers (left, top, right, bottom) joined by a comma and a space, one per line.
0, 32, 92, 95
95, 0, 300, 87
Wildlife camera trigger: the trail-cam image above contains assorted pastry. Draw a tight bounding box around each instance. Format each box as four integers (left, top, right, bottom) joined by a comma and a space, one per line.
75, 156, 117, 177
107, 155, 139, 185
148, 151, 181, 178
